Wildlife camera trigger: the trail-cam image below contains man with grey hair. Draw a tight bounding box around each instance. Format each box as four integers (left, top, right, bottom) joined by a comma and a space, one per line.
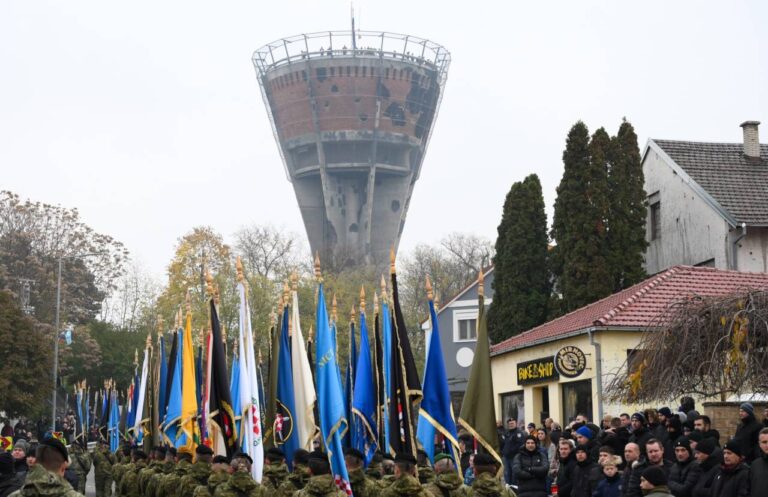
620, 443, 640, 497
424, 454, 469, 497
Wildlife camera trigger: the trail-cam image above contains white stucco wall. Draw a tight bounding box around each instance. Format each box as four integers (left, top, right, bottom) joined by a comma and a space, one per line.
736, 227, 768, 273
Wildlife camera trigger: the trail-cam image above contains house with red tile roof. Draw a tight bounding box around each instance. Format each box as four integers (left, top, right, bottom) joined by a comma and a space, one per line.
643, 121, 768, 274
488, 265, 768, 427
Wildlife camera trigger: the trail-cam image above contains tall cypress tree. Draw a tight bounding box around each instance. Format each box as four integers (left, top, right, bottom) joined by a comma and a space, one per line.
607, 119, 647, 290
488, 174, 550, 342
551, 122, 613, 313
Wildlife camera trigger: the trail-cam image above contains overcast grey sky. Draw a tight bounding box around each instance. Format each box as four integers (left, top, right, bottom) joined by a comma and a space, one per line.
2, 0, 765, 278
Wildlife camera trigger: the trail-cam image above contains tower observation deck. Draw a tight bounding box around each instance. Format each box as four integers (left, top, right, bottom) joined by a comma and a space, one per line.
253, 30, 450, 268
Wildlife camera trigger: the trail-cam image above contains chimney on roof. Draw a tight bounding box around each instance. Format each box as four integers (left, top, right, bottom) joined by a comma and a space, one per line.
740, 120, 761, 159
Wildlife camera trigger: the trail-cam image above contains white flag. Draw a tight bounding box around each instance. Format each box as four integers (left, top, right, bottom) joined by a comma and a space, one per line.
238, 282, 264, 481
133, 347, 149, 441
292, 289, 317, 449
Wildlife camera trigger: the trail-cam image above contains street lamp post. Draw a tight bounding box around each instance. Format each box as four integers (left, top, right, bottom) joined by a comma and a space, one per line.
51, 252, 105, 433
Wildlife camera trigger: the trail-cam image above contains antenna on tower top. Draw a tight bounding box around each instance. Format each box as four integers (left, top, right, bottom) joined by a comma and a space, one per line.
350, 2, 357, 50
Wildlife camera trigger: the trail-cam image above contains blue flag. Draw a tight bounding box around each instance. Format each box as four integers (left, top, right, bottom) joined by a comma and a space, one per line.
315, 282, 352, 494
417, 299, 461, 466
164, 330, 183, 446
381, 300, 393, 453
275, 305, 299, 467
352, 310, 378, 465
108, 391, 120, 453
157, 335, 168, 434
230, 348, 241, 441
343, 321, 357, 448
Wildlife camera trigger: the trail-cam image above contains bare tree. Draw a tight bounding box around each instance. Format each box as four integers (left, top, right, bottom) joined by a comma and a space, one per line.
232, 224, 306, 280
101, 261, 161, 331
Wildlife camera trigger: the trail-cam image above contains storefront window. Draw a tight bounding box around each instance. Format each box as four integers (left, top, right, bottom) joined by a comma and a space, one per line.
500, 391, 524, 426
562, 380, 592, 424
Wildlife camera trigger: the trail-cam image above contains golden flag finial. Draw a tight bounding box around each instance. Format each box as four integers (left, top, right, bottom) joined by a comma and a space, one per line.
283, 280, 290, 306
373, 292, 379, 314
349, 304, 356, 323
332, 293, 338, 322
236, 256, 244, 283
214, 283, 221, 306
426, 275, 433, 301
185, 289, 191, 315
199, 327, 206, 347
291, 271, 298, 291
134, 348, 138, 366
314, 252, 322, 282
175, 306, 182, 329
270, 307, 276, 326
221, 324, 227, 344
380, 274, 388, 300
359, 285, 366, 313
389, 246, 396, 274
435, 291, 441, 312
308, 325, 314, 342
145, 333, 152, 349
157, 315, 164, 337
277, 294, 284, 311
205, 270, 214, 297
258, 349, 263, 363
478, 268, 485, 297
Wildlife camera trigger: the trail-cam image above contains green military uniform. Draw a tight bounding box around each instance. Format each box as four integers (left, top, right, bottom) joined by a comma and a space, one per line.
177, 460, 212, 497
365, 462, 383, 481
378, 473, 430, 497
294, 475, 346, 497
424, 472, 471, 497
8, 464, 83, 497
68, 445, 91, 495
192, 470, 229, 497
260, 462, 288, 491
146, 461, 176, 497
119, 460, 146, 497
114, 461, 135, 497
156, 459, 193, 497
418, 466, 436, 485
348, 467, 380, 497
93, 446, 117, 497
276, 464, 311, 497
376, 475, 396, 489
212, 471, 263, 497
137, 460, 163, 496
468, 473, 516, 497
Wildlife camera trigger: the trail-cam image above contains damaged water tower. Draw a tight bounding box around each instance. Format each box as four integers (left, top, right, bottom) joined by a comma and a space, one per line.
253, 31, 450, 268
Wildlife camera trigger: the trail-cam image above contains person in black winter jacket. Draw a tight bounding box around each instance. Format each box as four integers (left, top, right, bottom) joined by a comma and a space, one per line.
691, 438, 721, 497
667, 437, 701, 497
570, 446, 597, 497
502, 418, 525, 484
512, 436, 548, 497
749, 428, 768, 497
733, 402, 762, 463
625, 439, 672, 497
621, 443, 641, 497
711, 439, 750, 497
628, 413, 653, 456
555, 440, 577, 497
0, 453, 24, 497
592, 455, 622, 497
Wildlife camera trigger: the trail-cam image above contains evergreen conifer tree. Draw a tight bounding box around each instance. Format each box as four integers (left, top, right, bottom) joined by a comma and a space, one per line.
488, 174, 549, 342
551, 122, 613, 313
607, 119, 647, 290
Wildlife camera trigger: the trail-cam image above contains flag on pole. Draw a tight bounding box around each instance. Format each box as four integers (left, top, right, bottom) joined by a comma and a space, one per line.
164, 331, 183, 446
236, 267, 264, 482
275, 303, 299, 467
108, 389, 120, 453
352, 290, 378, 465
388, 254, 423, 458
314, 264, 352, 495
417, 279, 461, 468
343, 316, 357, 448
157, 332, 168, 441
181, 308, 199, 451
380, 284, 393, 454
230, 346, 241, 440
208, 298, 238, 457
291, 283, 317, 450
265, 314, 279, 448
458, 270, 501, 463
133, 345, 150, 444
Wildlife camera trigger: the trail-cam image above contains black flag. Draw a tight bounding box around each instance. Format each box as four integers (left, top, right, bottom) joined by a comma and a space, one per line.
208, 299, 239, 456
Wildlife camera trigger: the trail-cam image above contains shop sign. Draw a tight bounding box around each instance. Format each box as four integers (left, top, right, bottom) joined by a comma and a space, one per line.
554, 346, 587, 378
517, 357, 559, 385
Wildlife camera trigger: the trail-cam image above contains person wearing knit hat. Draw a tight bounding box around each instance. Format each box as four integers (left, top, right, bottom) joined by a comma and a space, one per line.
570, 444, 597, 497
710, 438, 749, 497
628, 413, 653, 456
668, 436, 700, 497
691, 437, 720, 497
511, 435, 547, 497
734, 401, 762, 462
640, 466, 671, 495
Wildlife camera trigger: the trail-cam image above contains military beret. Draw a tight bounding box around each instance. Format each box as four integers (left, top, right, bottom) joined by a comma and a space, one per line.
433, 453, 454, 464
166, 447, 177, 457
265, 447, 285, 460
232, 452, 253, 464
40, 437, 68, 461
394, 452, 416, 465
134, 450, 148, 460
195, 445, 214, 456
381, 453, 395, 461
343, 447, 364, 461
293, 449, 310, 466
153, 446, 167, 455
472, 453, 497, 467
212, 455, 229, 464
177, 446, 194, 456
308, 450, 328, 462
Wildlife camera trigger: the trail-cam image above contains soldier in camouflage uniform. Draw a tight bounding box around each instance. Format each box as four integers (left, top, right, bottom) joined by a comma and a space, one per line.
424, 454, 470, 497
417, 449, 436, 485
68, 444, 91, 495
111, 446, 133, 497
365, 453, 384, 481
344, 448, 379, 497
212, 453, 263, 497
261, 448, 288, 491
294, 451, 346, 497
9, 438, 84, 497
146, 448, 177, 497
156, 448, 194, 497
468, 454, 516, 497
377, 454, 396, 489
276, 449, 311, 497
118, 451, 147, 497
177, 446, 213, 497
378, 453, 430, 497
92, 441, 117, 497
137, 447, 166, 496
193, 456, 230, 497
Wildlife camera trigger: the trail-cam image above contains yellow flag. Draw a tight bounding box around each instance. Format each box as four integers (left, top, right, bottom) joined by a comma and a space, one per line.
181, 312, 199, 452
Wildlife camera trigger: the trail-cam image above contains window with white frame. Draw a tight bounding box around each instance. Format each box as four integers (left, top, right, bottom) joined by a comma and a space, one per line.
453, 309, 478, 342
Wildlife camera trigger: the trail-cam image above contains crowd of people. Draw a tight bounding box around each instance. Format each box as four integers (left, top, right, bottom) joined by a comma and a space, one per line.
495, 400, 768, 497
2, 398, 768, 497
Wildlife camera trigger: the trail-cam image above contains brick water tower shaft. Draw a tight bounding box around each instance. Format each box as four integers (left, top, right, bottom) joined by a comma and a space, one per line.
253, 31, 450, 268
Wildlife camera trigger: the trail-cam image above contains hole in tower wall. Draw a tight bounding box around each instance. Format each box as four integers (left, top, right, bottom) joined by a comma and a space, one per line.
359, 113, 368, 122
391, 200, 401, 212
316, 67, 327, 82
331, 85, 339, 93
349, 223, 358, 232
